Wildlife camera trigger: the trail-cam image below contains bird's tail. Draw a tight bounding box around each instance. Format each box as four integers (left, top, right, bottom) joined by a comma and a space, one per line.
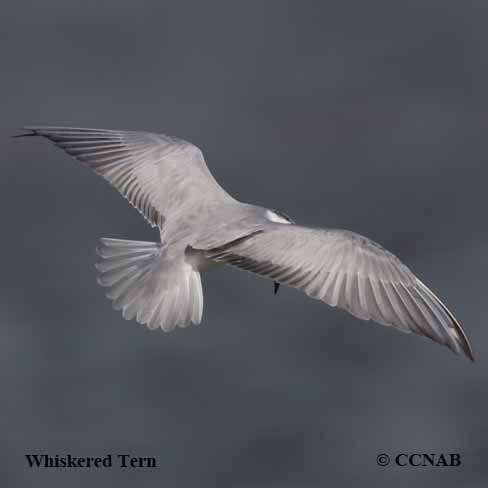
95, 238, 203, 330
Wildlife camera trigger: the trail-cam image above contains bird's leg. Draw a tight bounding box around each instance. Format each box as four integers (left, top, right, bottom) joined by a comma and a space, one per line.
274, 282, 280, 295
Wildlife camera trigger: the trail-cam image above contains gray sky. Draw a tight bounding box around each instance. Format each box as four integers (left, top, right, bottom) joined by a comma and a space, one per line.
2, 1, 488, 486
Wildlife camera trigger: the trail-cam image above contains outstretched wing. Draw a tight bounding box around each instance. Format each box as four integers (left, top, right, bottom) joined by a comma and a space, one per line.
16, 126, 233, 228
203, 225, 474, 360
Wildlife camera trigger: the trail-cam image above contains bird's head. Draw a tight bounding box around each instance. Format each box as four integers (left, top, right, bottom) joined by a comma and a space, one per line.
265, 209, 295, 224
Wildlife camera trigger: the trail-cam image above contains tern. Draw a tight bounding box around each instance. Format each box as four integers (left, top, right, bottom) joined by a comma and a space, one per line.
16, 126, 474, 361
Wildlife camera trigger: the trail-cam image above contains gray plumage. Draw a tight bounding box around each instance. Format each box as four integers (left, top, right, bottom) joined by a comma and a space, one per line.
16, 126, 474, 361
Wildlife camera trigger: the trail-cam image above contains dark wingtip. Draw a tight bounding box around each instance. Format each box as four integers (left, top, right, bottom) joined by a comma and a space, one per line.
415, 278, 475, 363
464, 343, 476, 363
448, 320, 475, 363
451, 318, 475, 363
452, 325, 475, 362
12, 128, 37, 138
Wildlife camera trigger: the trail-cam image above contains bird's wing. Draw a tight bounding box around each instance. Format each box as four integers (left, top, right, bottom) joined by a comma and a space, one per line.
16, 126, 233, 228
202, 225, 473, 360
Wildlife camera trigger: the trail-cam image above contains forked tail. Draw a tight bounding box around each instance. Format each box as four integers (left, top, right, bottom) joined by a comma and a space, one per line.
95, 238, 203, 330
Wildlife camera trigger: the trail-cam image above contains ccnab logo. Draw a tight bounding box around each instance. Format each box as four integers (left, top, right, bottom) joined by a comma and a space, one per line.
395, 453, 461, 467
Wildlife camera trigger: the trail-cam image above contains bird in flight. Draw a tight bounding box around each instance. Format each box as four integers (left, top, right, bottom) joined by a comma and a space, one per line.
16, 126, 474, 361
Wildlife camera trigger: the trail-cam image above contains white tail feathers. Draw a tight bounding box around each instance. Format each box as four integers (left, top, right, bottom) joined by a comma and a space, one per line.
95, 238, 203, 331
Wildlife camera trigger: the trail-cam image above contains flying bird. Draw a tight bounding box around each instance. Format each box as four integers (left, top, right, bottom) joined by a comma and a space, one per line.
16, 126, 474, 361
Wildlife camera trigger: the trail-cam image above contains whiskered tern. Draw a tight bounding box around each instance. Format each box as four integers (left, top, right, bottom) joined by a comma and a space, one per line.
16, 126, 474, 361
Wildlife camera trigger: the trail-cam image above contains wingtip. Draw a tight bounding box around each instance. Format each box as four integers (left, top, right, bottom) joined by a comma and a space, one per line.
457, 345, 476, 363
451, 317, 475, 363
445, 320, 475, 363
453, 338, 475, 362
12, 128, 37, 138
449, 325, 475, 362
463, 342, 476, 363
415, 278, 475, 363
